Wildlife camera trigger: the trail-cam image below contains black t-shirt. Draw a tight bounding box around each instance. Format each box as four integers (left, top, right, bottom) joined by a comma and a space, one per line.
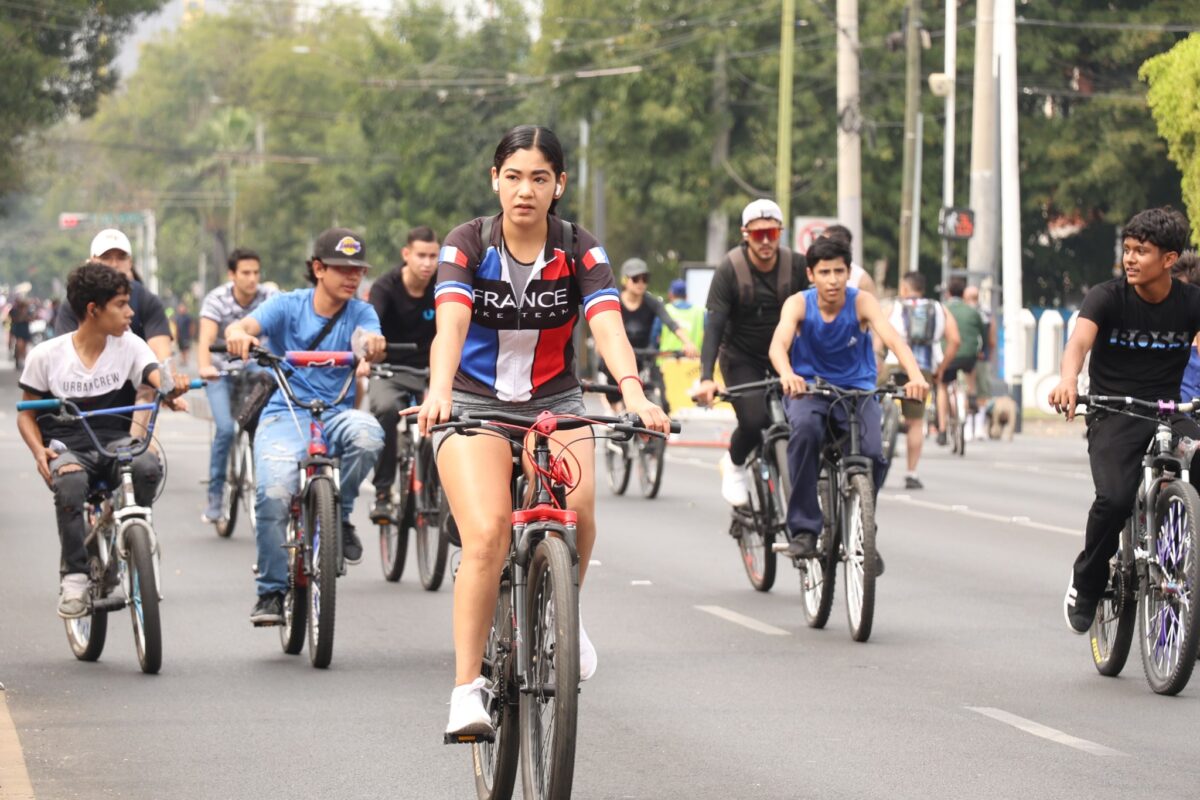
368, 266, 435, 369
1080, 277, 1200, 400
54, 281, 173, 343
702, 245, 807, 375
622, 293, 678, 350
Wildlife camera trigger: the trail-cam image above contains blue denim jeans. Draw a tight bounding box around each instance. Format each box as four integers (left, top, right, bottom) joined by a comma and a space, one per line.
252, 408, 384, 596
204, 377, 237, 497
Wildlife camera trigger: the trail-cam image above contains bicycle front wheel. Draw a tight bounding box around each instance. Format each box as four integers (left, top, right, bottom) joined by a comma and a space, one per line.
1139, 482, 1200, 694
306, 478, 339, 669
738, 460, 777, 592
125, 522, 162, 674
637, 435, 667, 499
473, 581, 519, 800
843, 473, 878, 642
800, 470, 838, 628
520, 537, 579, 800
216, 439, 240, 538
1091, 522, 1136, 677
416, 479, 450, 591
605, 440, 632, 495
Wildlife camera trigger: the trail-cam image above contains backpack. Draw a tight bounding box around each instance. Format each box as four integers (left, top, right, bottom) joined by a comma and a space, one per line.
901, 298, 938, 346
728, 245, 794, 308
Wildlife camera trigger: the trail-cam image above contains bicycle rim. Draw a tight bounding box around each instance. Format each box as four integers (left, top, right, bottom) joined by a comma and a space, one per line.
416, 482, 449, 591
307, 479, 339, 669
125, 523, 162, 674
605, 441, 631, 495
843, 474, 877, 642
638, 436, 666, 499
800, 473, 837, 628
65, 555, 108, 661
1139, 484, 1200, 694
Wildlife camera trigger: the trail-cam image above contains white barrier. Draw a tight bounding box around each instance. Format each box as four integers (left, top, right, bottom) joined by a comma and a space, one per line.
1036, 310, 1064, 375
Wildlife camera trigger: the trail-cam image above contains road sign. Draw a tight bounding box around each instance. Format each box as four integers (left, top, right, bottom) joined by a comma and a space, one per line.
58, 212, 89, 230
940, 207, 975, 240
58, 211, 147, 231
792, 216, 839, 254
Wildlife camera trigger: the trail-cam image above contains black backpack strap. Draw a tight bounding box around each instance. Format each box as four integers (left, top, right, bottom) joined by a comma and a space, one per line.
305, 302, 347, 350
776, 247, 794, 299
480, 216, 495, 258
728, 246, 754, 307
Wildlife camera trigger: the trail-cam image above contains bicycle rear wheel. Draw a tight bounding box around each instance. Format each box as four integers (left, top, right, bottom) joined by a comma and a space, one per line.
416, 477, 450, 591
306, 478, 339, 669
473, 581, 519, 800
637, 435, 667, 499
216, 439, 239, 538
240, 434, 256, 534
843, 474, 878, 642
1139, 482, 1200, 694
605, 440, 632, 495
738, 459, 777, 592
1091, 522, 1136, 677
520, 537, 579, 800
125, 522, 162, 674
800, 470, 838, 628
65, 554, 109, 662
279, 516, 308, 655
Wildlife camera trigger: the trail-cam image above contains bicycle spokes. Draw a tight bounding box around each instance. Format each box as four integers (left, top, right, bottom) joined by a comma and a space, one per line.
1149, 498, 1193, 670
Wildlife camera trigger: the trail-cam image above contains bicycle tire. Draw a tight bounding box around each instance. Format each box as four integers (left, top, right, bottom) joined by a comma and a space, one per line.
637, 435, 667, 499
800, 470, 838, 629
520, 537, 579, 800
241, 434, 256, 535
216, 439, 239, 538
416, 478, 450, 591
125, 522, 162, 674
472, 581, 519, 800
306, 478, 339, 669
1091, 521, 1136, 677
65, 555, 108, 662
279, 517, 308, 655
880, 401, 901, 485
1139, 481, 1200, 694
738, 458, 777, 592
605, 440, 632, 496
843, 473, 878, 643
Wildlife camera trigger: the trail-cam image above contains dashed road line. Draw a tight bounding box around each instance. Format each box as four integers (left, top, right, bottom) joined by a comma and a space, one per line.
880, 494, 1077, 536
695, 605, 790, 636
966, 706, 1127, 757
0, 690, 35, 799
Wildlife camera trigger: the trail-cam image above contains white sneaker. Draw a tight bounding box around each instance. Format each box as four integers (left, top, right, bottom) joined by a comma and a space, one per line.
57, 573, 90, 619
580, 620, 597, 681
719, 452, 750, 507
445, 677, 493, 737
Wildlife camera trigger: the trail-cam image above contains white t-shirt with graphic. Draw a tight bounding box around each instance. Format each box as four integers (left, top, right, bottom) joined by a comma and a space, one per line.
19, 331, 159, 450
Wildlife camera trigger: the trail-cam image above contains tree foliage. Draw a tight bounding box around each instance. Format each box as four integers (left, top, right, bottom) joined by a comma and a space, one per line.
1142, 33, 1200, 248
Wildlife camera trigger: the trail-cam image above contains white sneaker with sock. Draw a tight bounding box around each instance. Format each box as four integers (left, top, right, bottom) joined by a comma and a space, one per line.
445, 676, 493, 736
57, 573, 90, 619
719, 452, 750, 507
580, 619, 597, 681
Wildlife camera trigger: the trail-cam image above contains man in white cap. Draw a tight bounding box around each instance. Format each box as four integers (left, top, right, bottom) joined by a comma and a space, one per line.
54, 229, 173, 363
694, 199, 807, 506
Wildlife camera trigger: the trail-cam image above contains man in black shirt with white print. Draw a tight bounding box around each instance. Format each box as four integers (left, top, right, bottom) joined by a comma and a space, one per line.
367, 225, 438, 522
1050, 207, 1200, 634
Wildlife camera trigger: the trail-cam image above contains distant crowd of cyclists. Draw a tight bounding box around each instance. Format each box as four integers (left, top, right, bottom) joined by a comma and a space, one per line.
15, 122, 1200, 739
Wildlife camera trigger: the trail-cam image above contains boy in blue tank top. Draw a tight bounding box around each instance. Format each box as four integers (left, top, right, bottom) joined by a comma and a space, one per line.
767, 237, 929, 559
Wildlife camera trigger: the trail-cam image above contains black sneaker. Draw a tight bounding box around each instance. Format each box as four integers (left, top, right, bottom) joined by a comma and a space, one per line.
936, 430, 948, 446
343, 522, 363, 565
250, 592, 283, 626
904, 475, 924, 490
783, 532, 819, 558
1064, 575, 1098, 635
370, 494, 396, 525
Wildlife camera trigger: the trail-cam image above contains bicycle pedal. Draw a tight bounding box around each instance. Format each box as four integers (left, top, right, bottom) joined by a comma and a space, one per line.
771, 542, 791, 553
444, 731, 494, 745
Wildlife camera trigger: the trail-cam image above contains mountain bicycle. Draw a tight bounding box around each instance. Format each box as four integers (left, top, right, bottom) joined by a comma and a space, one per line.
779, 379, 901, 642
598, 348, 680, 499
215, 343, 360, 669
437, 408, 677, 800
716, 378, 791, 592
1084, 394, 1200, 695
17, 378, 204, 674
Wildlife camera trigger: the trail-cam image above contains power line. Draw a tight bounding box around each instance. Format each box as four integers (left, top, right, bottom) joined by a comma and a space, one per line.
1016, 16, 1200, 34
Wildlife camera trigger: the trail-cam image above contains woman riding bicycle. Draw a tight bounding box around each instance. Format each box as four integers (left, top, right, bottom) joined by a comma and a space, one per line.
418, 125, 671, 737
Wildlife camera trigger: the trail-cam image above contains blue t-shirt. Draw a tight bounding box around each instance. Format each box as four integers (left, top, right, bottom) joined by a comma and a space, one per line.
789, 287, 877, 391
250, 288, 381, 417
1181, 350, 1200, 402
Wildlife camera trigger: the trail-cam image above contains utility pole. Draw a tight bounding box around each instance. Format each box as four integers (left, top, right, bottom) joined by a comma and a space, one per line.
776, 0, 796, 238
836, 0, 864, 269
898, 0, 922, 275
996, 0, 1024, 416
708, 39, 731, 266
939, 0, 956, 292
967, 0, 996, 286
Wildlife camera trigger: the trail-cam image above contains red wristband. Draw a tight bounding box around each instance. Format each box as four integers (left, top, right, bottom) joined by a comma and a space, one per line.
619, 375, 643, 391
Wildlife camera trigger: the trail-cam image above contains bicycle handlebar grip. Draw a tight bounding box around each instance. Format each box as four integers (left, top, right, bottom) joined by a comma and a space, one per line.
579, 379, 622, 399
16, 398, 63, 411
285, 351, 355, 367
188, 379, 206, 390
385, 343, 419, 355
208, 343, 228, 353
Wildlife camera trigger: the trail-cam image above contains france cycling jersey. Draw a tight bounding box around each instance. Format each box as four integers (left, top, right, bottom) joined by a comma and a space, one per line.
436, 214, 620, 401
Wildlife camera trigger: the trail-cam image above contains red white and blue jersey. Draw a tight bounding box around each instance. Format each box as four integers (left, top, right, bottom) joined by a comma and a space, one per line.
436, 214, 620, 401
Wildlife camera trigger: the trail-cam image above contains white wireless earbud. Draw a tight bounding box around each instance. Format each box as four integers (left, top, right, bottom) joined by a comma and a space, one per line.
492, 179, 499, 191
554, 185, 562, 198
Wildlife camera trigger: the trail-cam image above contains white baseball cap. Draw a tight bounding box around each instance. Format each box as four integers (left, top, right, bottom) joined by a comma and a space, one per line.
89, 229, 132, 258
741, 199, 784, 227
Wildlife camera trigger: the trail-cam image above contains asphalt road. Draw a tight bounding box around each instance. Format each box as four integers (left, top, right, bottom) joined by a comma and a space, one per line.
2, 369, 1198, 800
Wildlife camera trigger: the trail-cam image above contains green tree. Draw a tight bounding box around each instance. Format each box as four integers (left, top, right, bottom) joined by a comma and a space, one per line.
1142, 33, 1200, 248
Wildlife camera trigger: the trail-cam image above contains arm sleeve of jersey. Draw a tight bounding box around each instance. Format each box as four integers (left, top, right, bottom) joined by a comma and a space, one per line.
126, 333, 160, 385
435, 221, 479, 309
54, 302, 78, 335
648, 294, 681, 333
1078, 284, 1110, 326
700, 310, 729, 381
353, 300, 382, 336
17, 343, 50, 395
199, 288, 222, 323
706, 263, 735, 317
139, 288, 173, 340
250, 292, 285, 340
573, 227, 621, 320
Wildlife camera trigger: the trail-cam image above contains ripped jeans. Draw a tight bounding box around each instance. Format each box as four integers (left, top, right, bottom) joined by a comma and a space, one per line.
252, 409, 384, 596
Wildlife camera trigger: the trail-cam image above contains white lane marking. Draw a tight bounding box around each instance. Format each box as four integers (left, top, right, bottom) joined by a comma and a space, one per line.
990, 460, 1089, 480
695, 605, 791, 636
665, 453, 718, 470
966, 706, 1127, 757
0, 691, 36, 799
589, 559, 602, 566
880, 494, 1077, 536
631, 580, 653, 586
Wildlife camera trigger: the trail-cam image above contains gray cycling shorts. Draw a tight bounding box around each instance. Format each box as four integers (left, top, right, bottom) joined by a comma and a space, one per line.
432, 387, 588, 457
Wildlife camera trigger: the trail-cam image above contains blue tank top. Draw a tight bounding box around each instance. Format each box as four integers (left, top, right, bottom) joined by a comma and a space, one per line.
789, 287, 877, 390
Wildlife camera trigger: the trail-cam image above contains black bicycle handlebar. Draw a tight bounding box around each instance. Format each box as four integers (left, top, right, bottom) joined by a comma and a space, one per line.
431, 410, 680, 437
1078, 394, 1198, 416
579, 379, 622, 400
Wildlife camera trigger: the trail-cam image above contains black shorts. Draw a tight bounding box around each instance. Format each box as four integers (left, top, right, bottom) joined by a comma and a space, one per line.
941, 356, 977, 384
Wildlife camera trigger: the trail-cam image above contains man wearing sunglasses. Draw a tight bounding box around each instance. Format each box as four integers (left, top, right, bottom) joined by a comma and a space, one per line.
694, 199, 807, 506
